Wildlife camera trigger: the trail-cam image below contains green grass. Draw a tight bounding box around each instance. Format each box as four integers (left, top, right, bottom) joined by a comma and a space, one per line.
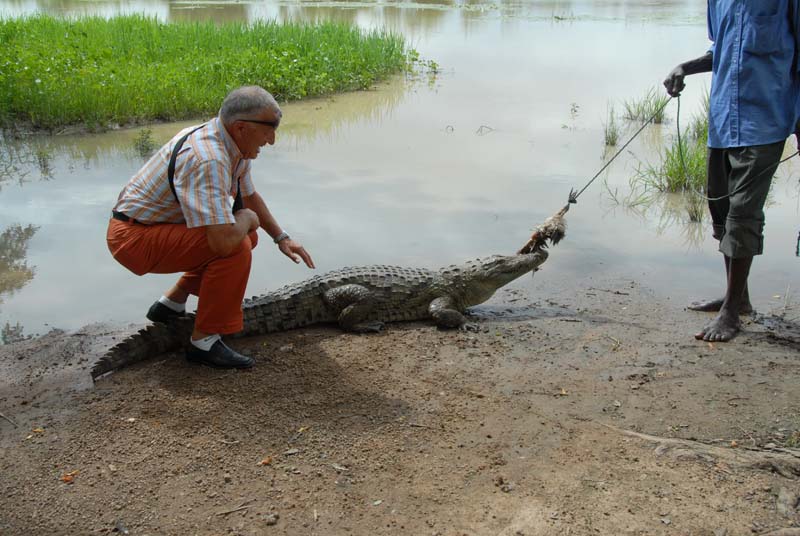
622, 87, 670, 124
603, 103, 619, 146
634, 135, 707, 193
633, 92, 710, 195
0, 14, 412, 130
625, 91, 710, 222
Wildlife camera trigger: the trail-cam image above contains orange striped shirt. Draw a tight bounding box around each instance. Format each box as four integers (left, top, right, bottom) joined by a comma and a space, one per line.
113, 117, 255, 228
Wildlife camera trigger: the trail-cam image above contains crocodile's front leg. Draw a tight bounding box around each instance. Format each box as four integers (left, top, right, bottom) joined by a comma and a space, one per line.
428, 296, 467, 329
324, 284, 384, 333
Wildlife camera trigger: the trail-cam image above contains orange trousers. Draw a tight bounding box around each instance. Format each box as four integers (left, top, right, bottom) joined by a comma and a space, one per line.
107, 218, 258, 335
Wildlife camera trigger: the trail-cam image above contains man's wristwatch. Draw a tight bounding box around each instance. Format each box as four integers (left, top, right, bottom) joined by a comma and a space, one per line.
273, 231, 290, 244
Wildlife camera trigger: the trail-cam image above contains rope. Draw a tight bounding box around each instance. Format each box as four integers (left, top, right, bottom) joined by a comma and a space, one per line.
565, 94, 800, 256
676, 97, 800, 202
568, 96, 674, 204
568, 95, 799, 205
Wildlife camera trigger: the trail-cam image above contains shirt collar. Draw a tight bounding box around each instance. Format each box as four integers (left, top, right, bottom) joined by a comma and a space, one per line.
214, 116, 244, 161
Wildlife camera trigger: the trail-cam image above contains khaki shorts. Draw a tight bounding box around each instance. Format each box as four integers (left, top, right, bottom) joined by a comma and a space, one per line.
706, 141, 784, 258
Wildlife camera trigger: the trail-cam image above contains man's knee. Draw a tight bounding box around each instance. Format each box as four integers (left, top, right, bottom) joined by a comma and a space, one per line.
720, 217, 765, 257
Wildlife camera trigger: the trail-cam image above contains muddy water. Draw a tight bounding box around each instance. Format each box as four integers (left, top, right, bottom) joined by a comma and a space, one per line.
0, 0, 798, 338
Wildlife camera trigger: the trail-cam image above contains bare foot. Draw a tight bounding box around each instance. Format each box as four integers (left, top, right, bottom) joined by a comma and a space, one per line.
688, 297, 753, 314
694, 311, 740, 342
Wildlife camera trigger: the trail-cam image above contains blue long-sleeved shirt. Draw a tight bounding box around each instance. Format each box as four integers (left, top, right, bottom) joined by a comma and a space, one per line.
707, 0, 800, 148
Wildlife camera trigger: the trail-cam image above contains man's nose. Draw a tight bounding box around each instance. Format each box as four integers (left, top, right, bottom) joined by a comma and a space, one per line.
266, 131, 276, 145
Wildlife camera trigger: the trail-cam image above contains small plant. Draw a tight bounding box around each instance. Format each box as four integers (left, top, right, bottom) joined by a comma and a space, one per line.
405, 51, 440, 88
424, 59, 440, 74
623, 87, 670, 124
603, 104, 619, 146
133, 128, 156, 158
570, 102, 580, 121
787, 431, 800, 448
562, 102, 580, 130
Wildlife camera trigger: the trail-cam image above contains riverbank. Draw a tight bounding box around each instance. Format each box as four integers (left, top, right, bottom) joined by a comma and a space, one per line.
1, 273, 798, 535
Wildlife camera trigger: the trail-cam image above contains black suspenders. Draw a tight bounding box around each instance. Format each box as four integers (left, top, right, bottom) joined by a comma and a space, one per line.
168, 124, 243, 213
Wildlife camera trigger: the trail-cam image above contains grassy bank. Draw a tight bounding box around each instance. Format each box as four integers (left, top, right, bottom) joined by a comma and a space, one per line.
0, 15, 411, 130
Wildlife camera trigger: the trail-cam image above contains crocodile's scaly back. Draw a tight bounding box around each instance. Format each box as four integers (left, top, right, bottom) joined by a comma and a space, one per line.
240, 265, 440, 336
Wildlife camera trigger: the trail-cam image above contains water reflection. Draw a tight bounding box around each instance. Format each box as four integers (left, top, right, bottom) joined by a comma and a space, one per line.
0, 133, 55, 190
168, 1, 247, 22
0, 224, 38, 298
0, 224, 38, 343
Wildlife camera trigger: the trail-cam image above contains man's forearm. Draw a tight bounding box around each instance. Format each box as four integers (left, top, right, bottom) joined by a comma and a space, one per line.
679, 51, 713, 76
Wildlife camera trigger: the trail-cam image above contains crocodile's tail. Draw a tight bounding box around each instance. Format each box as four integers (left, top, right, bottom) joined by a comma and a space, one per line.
91, 316, 194, 381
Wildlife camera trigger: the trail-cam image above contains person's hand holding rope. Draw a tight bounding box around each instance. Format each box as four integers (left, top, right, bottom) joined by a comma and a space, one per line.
663, 65, 686, 97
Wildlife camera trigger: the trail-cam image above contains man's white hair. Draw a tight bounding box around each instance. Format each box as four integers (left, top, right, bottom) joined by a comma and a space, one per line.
219, 86, 280, 124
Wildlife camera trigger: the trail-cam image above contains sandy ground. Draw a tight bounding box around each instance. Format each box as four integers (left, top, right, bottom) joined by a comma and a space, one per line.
1, 274, 799, 536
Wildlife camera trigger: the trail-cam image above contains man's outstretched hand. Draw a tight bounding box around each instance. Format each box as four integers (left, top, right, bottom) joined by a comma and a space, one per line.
279, 239, 315, 268
663, 65, 686, 97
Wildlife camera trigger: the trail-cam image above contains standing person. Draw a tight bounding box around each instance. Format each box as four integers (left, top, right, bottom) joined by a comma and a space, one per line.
663, 1, 800, 342
107, 86, 314, 367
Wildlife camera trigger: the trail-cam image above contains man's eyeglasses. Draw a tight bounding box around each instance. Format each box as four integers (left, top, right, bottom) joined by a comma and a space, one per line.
239, 119, 280, 129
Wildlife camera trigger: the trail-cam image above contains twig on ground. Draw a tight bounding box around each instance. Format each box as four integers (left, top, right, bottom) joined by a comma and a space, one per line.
588, 287, 631, 296
605, 335, 621, 350
726, 397, 749, 407
0, 411, 18, 428
216, 505, 249, 516
598, 422, 800, 479
216, 499, 256, 516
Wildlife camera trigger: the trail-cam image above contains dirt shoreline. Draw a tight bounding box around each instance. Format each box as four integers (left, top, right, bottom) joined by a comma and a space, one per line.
1, 276, 799, 536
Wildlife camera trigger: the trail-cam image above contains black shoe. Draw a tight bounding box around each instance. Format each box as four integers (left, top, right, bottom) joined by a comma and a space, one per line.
147, 301, 186, 323
186, 340, 254, 369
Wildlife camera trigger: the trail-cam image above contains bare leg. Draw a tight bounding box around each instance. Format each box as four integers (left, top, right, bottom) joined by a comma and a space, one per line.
688, 255, 753, 314
695, 256, 752, 342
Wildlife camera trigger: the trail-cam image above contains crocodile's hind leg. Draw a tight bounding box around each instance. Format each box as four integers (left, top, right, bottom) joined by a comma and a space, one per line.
324, 284, 384, 333
428, 296, 468, 328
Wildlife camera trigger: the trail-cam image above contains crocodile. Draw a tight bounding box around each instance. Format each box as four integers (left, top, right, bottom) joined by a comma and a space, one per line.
91, 207, 568, 380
